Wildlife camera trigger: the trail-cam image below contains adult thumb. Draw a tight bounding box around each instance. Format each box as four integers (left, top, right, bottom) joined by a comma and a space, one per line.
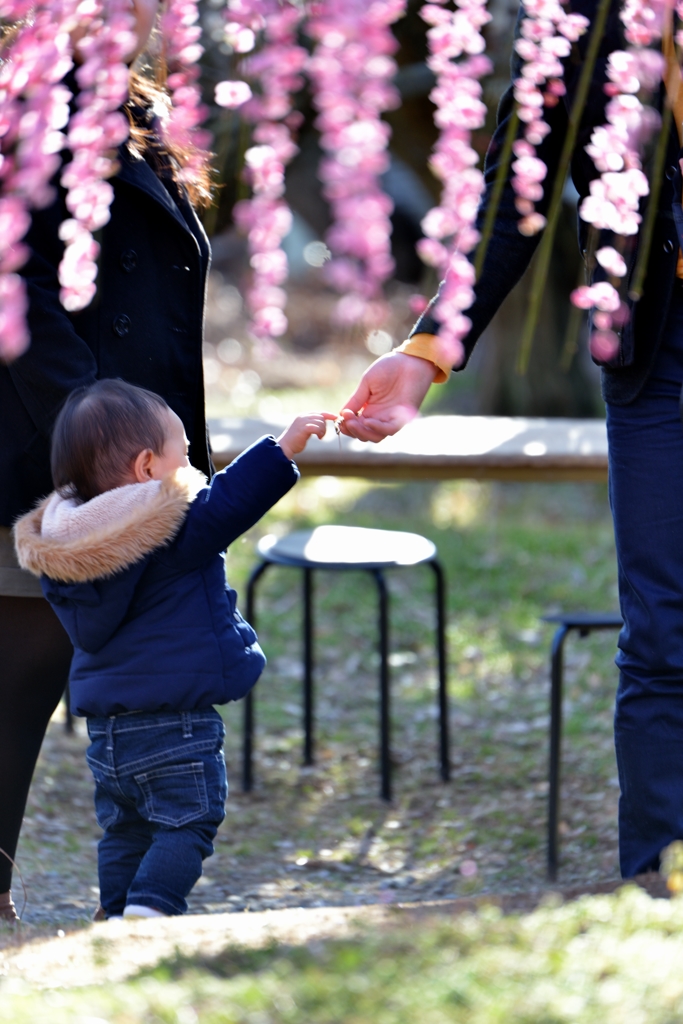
341, 376, 371, 415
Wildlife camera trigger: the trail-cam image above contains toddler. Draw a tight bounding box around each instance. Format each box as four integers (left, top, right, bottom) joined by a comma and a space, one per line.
14, 378, 334, 919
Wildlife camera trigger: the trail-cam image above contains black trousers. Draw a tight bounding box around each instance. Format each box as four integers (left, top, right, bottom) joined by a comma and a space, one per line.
607, 284, 683, 875
0, 596, 72, 891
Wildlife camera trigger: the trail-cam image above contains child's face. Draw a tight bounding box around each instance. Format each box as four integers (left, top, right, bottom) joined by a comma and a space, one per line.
132, 408, 190, 484
151, 409, 190, 479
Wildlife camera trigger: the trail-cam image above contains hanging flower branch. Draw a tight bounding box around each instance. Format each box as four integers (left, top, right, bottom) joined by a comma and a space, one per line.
511, 0, 589, 236
159, 0, 212, 188
0, 0, 217, 360
0, 1, 75, 358
416, 0, 492, 368
59, 0, 136, 313
217, 0, 306, 345
306, 0, 406, 328
571, 0, 665, 362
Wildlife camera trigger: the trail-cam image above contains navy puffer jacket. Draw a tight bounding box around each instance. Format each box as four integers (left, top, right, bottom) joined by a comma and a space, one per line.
13, 437, 298, 717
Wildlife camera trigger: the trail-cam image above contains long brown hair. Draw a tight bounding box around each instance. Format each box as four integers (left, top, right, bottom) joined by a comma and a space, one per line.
126, 62, 214, 210
1, 15, 214, 210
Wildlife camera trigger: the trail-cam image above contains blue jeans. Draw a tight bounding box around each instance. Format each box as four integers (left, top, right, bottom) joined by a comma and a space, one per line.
608, 282, 683, 876
86, 709, 227, 916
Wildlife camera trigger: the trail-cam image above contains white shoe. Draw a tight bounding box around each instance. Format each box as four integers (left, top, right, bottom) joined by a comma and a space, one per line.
123, 904, 166, 919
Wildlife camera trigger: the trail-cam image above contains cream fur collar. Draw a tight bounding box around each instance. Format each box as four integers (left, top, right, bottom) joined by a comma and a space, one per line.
13, 465, 207, 584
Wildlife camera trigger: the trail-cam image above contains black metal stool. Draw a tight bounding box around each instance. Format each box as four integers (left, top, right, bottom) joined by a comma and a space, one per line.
243, 525, 450, 801
542, 611, 623, 881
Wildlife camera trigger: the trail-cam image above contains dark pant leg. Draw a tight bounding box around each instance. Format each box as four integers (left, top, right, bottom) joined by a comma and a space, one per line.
607, 287, 683, 877
97, 819, 154, 917
88, 710, 227, 916
126, 822, 218, 915
0, 597, 72, 890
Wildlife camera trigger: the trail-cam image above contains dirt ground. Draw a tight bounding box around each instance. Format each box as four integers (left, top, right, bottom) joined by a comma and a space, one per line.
9, 653, 621, 931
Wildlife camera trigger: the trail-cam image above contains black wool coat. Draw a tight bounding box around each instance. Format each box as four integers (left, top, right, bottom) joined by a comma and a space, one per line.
0, 144, 211, 527
412, 0, 683, 406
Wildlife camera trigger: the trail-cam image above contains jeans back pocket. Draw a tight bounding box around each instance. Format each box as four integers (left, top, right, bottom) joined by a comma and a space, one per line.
135, 762, 209, 827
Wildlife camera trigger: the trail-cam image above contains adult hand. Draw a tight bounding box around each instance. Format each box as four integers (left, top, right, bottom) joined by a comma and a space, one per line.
338, 352, 437, 442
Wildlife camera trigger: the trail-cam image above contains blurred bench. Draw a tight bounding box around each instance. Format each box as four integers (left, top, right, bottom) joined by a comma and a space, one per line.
209, 415, 608, 482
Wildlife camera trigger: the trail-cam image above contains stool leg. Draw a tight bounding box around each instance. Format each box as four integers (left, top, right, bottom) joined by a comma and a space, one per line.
303, 568, 314, 766
243, 561, 270, 792
372, 569, 391, 802
64, 681, 74, 735
548, 624, 570, 882
430, 559, 450, 782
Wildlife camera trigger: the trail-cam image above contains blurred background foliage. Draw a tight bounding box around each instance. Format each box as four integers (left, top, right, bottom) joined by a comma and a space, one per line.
194, 0, 603, 420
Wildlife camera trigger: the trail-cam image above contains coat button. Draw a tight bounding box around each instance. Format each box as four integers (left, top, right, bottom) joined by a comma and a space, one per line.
667, 165, 677, 180
112, 314, 131, 337
664, 239, 676, 254
119, 249, 137, 273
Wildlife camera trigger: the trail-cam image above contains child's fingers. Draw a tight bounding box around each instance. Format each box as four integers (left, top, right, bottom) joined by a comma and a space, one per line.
303, 414, 336, 436
303, 419, 327, 440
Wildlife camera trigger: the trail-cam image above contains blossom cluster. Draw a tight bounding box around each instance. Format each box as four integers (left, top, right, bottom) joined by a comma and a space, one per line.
306, 0, 406, 328
59, 0, 136, 313
217, 0, 306, 344
573, 0, 665, 361
159, 0, 212, 190
0, 1, 74, 358
0, 0, 216, 360
511, 0, 588, 236
417, 0, 492, 368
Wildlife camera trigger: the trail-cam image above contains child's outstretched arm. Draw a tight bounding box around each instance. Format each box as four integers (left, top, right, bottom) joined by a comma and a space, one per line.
277, 413, 338, 460
163, 414, 336, 570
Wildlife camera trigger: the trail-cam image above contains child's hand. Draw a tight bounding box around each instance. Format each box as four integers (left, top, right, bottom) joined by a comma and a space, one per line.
277, 413, 337, 460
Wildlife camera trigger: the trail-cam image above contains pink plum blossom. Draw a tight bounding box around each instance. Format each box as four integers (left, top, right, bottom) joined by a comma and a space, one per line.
596, 246, 628, 277
224, 0, 308, 340
577, 0, 672, 361
518, 212, 547, 235
306, 0, 407, 325
589, 329, 620, 362
408, 293, 429, 315
0, 273, 28, 360
570, 285, 596, 310
413, 0, 492, 361
215, 80, 253, 109
511, 0, 588, 231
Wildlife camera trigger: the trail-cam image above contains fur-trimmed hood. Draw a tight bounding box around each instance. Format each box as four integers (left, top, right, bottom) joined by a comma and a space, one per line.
13, 464, 207, 584
22, 435, 298, 717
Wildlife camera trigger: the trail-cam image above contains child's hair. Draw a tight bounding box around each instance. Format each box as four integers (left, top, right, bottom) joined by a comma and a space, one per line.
51, 379, 170, 502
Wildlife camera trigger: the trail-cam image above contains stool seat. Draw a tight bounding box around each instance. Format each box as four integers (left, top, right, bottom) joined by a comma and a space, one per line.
243, 526, 450, 801
258, 526, 437, 570
542, 611, 622, 631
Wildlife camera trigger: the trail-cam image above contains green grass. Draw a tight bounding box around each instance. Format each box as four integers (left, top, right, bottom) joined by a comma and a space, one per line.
5, 887, 683, 1022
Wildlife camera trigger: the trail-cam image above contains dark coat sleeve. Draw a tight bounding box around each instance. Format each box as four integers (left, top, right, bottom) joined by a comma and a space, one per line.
163, 436, 299, 570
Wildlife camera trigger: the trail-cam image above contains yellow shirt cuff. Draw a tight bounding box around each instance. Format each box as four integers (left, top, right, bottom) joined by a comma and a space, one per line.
396, 333, 451, 384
